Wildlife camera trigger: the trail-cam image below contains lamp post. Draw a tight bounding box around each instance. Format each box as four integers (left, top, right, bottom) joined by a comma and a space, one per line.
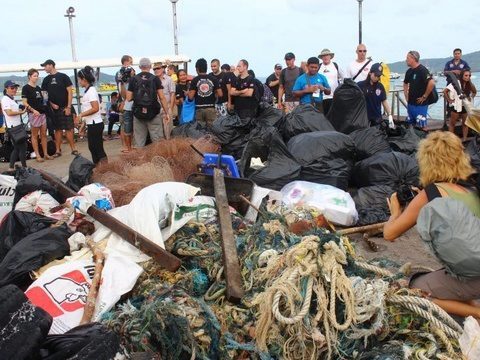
170, 0, 179, 55
64, 6, 81, 113
357, 0, 363, 44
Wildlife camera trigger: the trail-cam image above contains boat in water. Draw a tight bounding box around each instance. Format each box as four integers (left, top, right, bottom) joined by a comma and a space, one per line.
390, 72, 400, 80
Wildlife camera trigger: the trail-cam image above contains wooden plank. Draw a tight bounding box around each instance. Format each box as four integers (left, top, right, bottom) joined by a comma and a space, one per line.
213, 168, 244, 303
38, 169, 182, 272
337, 222, 386, 236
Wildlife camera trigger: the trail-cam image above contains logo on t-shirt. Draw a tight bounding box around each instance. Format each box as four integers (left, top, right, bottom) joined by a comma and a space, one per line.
197, 78, 214, 98
376, 89, 382, 96
51, 77, 57, 85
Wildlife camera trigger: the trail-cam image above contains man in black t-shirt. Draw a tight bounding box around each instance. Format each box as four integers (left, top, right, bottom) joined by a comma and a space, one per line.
230, 59, 259, 119
188, 58, 222, 129
41, 59, 79, 157
403, 51, 435, 130
209, 59, 228, 117
265, 63, 282, 103
126, 57, 171, 147
221, 64, 237, 114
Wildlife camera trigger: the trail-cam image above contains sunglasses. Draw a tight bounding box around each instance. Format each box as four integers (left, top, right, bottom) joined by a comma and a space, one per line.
464, 75, 471, 77
358, 50, 367, 53
7, 86, 17, 89
153, 68, 161, 70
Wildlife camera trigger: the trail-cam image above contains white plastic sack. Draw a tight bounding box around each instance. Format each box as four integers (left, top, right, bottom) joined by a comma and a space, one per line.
0, 174, 17, 221
245, 185, 282, 223
280, 181, 358, 226
68, 183, 115, 213
25, 256, 142, 334
460, 316, 480, 359
15, 190, 60, 215
97, 182, 200, 263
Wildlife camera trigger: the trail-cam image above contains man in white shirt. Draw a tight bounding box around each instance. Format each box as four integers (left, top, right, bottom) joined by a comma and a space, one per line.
153, 62, 176, 138
318, 48, 344, 115
345, 44, 372, 82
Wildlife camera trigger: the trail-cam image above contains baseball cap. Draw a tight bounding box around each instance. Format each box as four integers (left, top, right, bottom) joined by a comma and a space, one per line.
4, 80, 20, 88
370, 63, 383, 76
139, 57, 152, 68
284, 52, 295, 60
274, 63, 282, 69
40, 59, 55, 67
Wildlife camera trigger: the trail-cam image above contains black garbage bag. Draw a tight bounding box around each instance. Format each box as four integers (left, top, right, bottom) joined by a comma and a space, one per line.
466, 135, 480, 171
349, 127, 392, 160
387, 125, 421, 154
13, 167, 62, 207
0, 140, 13, 162
351, 185, 394, 225
65, 155, 95, 192
171, 121, 209, 139
243, 127, 301, 190
0, 224, 71, 289
39, 323, 122, 360
255, 103, 284, 128
281, 103, 334, 141
288, 131, 355, 190
351, 151, 420, 188
211, 114, 253, 159
0, 211, 56, 262
0, 284, 52, 360
327, 79, 369, 134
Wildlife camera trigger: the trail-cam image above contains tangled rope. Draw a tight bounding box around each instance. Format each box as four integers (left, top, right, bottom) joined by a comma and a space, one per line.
387, 294, 463, 339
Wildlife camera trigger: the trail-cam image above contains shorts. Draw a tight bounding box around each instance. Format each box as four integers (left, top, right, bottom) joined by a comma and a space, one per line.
28, 113, 47, 128
51, 107, 74, 130
406, 104, 428, 128
123, 110, 133, 135
410, 269, 480, 301
215, 102, 228, 117
451, 106, 467, 114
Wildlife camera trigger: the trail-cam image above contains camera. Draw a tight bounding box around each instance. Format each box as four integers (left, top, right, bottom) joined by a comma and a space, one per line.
18, 104, 25, 111
397, 184, 416, 206
118, 66, 134, 83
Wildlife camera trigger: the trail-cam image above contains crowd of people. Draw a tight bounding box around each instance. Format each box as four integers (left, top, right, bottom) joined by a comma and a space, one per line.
0, 46, 476, 170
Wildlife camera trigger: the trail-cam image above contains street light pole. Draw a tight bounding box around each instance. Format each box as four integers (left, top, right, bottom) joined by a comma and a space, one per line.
357, 0, 363, 44
64, 6, 81, 113
170, 0, 179, 55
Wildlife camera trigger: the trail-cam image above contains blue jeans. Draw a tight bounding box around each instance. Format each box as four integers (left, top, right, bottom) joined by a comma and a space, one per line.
123, 110, 133, 135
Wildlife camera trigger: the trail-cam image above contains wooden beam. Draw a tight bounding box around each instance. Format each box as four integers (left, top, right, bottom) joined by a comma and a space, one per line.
336, 222, 386, 236
213, 168, 244, 303
37, 169, 182, 272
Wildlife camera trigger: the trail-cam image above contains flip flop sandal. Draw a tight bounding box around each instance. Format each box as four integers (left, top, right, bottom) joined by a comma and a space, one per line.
35, 157, 45, 163
71, 150, 80, 155
53, 152, 62, 158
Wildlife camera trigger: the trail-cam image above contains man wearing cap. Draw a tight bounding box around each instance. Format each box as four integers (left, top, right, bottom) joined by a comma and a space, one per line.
153, 62, 176, 131
292, 57, 331, 112
345, 44, 372, 83
278, 52, 304, 113
126, 57, 171, 147
403, 51, 435, 130
41, 59, 79, 157
265, 64, 282, 104
318, 49, 344, 115
357, 63, 394, 127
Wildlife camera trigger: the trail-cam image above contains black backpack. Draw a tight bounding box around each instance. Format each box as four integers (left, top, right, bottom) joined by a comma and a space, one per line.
132, 73, 160, 121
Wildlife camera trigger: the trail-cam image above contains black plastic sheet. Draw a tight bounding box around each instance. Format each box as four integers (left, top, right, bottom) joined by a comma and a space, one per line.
65, 155, 95, 192
282, 104, 334, 141
349, 127, 392, 160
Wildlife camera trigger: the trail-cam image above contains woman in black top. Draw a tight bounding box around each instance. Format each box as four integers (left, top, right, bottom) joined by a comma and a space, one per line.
21, 68, 52, 161
175, 69, 190, 121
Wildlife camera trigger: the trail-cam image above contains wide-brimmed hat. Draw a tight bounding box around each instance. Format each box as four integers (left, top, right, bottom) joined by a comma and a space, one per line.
318, 49, 334, 58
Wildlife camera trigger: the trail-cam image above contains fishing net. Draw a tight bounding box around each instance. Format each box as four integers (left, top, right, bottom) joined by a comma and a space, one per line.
92, 136, 219, 206
101, 205, 464, 359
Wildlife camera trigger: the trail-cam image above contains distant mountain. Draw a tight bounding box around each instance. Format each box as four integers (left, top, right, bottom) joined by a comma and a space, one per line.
0, 72, 116, 87
388, 50, 480, 74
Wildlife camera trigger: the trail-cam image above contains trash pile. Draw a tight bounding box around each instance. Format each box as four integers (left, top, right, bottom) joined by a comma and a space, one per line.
2, 84, 480, 359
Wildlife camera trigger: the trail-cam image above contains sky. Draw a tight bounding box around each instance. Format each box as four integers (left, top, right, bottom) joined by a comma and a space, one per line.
1, 0, 479, 77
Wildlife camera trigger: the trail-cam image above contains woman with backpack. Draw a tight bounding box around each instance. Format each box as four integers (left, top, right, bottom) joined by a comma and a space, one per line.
77, 66, 107, 164
384, 131, 480, 320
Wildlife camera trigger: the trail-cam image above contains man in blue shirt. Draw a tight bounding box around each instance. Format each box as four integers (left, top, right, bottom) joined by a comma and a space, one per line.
292, 57, 330, 112
358, 63, 393, 127
444, 48, 470, 77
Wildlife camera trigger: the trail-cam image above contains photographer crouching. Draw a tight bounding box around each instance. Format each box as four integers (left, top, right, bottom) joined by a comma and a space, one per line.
384, 131, 480, 321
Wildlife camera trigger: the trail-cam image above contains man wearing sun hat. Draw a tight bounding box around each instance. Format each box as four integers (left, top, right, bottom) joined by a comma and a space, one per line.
318, 48, 344, 115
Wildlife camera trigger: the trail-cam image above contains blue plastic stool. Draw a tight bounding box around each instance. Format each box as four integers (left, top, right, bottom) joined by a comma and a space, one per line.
201, 154, 240, 178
